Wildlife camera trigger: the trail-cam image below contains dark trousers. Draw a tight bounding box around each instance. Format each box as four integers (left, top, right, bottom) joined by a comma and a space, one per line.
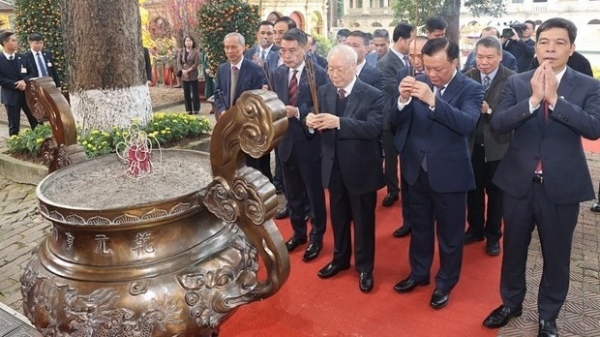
5, 95, 38, 136
246, 154, 272, 182
408, 168, 467, 292
500, 182, 579, 321
466, 145, 503, 242
273, 147, 284, 192
183, 80, 200, 113
383, 130, 400, 194
281, 152, 326, 243
329, 167, 377, 273
400, 173, 411, 227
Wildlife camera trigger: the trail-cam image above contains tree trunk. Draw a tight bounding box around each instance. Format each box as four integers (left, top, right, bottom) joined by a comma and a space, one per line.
444, 0, 461, 43
62, 0, 152, 131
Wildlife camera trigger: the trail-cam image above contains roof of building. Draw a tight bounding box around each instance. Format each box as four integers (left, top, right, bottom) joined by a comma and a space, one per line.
0, 0, 13, 11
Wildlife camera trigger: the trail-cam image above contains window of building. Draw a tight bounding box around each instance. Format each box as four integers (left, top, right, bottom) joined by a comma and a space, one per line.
532, 0, 547, 3
357, 0, 363, 8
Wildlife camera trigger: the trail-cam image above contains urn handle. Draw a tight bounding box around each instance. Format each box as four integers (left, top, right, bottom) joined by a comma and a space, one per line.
204, 90, 290, 300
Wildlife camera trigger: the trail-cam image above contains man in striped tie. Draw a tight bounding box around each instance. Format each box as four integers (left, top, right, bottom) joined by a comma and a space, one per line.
25, 33, 61, 89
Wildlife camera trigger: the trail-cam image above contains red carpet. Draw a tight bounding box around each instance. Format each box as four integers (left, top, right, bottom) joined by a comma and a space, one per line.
220, 188, 501, 337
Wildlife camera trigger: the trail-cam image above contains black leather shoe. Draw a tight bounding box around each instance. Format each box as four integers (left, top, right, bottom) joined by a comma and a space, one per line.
430, 289, 450, 309
317, 262, 350, 279
302, 242, 322, 262
538, 319, 558, 337
382, 192, 399, 207
591, 203, 600, 212
464, 232, 485, 245
274, 208, 289, 220
392, 225, 411, 238
486, 241, 501, 256
393, 277, 430, 293
359, 272, 374, 293
285, 236, 307, 252
483, 304, 523, 328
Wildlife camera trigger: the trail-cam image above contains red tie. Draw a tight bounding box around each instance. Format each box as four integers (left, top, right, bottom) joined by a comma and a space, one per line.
338, 88, 346, 99
289, 69, 298, 106
535, 101, 550, 172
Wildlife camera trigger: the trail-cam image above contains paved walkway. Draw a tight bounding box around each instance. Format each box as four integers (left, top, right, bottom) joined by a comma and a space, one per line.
0, 107, 599, 336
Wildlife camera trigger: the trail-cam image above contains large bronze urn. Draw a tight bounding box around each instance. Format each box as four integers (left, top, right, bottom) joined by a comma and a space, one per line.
20, 79, 290, 336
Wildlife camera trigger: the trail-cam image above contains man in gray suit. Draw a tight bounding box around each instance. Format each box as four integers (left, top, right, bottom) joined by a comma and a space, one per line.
377, 23, 415, 208
463, 36, 515, 256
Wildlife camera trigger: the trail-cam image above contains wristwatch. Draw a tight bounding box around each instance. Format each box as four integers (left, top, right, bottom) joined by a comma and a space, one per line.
486, 108, 492, 115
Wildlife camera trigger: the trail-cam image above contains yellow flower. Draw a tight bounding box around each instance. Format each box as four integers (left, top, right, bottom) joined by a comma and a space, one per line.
87, 144, 93, 149
36, 138, 44, 144
102, 132, 109, 137
82, 141, 88, 145
161, 130, 166, 134
77, 135, 81, 141
10, 135, 18, 140
172, 120, 178, 123
165, 127, 171, 130
92, 130, 99, 135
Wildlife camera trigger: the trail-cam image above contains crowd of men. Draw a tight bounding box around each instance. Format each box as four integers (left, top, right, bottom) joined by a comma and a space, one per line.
212, 15, 600, 337
2, 15, 600, 337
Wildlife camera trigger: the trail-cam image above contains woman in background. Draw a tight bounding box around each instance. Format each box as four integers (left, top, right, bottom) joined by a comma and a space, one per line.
178, 36, 200, 114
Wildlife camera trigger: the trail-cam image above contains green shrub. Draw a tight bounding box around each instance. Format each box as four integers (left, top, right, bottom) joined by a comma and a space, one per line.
6, 113, 212, 158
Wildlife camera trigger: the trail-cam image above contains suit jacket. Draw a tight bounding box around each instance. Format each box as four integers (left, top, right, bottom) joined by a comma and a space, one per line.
391, 66, 422, 153
272, 64, 328, 162
393, 71, 484, 193
358, 63, 384, 92
177, 48, 200, 82
503, 39, 534, 73
530, 51, 593, 77
318, 79, 385, 195
25, 49, 61, 87
377, 49, 406, 130
214, 57, 266, 113
462, 49, 518, 73
365, 52, 378, 67
0, 53, 32, 106
491, 67, 600, 204
465, 65, 515, 161
244, 44, 280, 73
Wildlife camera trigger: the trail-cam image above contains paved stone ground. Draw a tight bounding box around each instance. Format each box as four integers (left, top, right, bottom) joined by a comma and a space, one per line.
0, 106, 599, 336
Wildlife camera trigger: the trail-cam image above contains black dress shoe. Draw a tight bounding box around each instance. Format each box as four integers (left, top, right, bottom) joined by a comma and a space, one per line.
382, 192, 399, 207
274, 208, 289, 220
393, 277, 430, 293
302, 242, 322, 262
486, 241, 501, 256
285, 236, 307, 252
392, 225, 411, 238
317, 262, 350, 279
483, 304, 523, 328
430, 289, 450, 309
538, 319, 558, 337
359, 272, 374, 293
591, 203, 600, 212
464, 232, 485, 245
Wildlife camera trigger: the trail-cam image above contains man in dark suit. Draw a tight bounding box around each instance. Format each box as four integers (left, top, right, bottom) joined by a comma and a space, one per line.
365, 29, 389, 67
392, 38, 483, 309
271, 28, 328, 262
307, 45, 385, 293
306, 35, 328, 70
502, 20, 535, 73
244, 21, 280, 73
345, 31, 384, 92
377, 23, 415, 208
463, 36, 515, 256
25, 33, 61, 88
214, 32, 270, 180
390, 35, 428, 239
0, 31, 39, 136
530, 50, 593, 78
461, 27, 518, 73
483, 18, 600, 337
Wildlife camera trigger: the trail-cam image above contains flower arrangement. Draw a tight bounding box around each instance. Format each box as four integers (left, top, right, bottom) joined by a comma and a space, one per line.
6, 113, 212, 159
14, 0, 66, 91
197, 0, 261, 75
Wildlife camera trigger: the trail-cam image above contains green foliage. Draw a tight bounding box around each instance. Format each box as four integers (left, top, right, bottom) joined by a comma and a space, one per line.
14, 0, 67, 90
391, 0, 505, 31
197, 0, 261, 74
7, 113, 212, 158
312, 34, 332, 58
6, 124, 52, 156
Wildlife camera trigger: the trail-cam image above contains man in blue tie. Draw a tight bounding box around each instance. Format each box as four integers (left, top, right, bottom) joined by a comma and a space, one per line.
25, 33, 61, 89
0, 31, 39, 136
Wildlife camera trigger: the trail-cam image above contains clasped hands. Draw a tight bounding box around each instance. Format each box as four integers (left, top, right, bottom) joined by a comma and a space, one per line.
14, 80, 26, 91
306, 112, 340, 130
530, 61, 558, 108
398, 76, 436, 107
